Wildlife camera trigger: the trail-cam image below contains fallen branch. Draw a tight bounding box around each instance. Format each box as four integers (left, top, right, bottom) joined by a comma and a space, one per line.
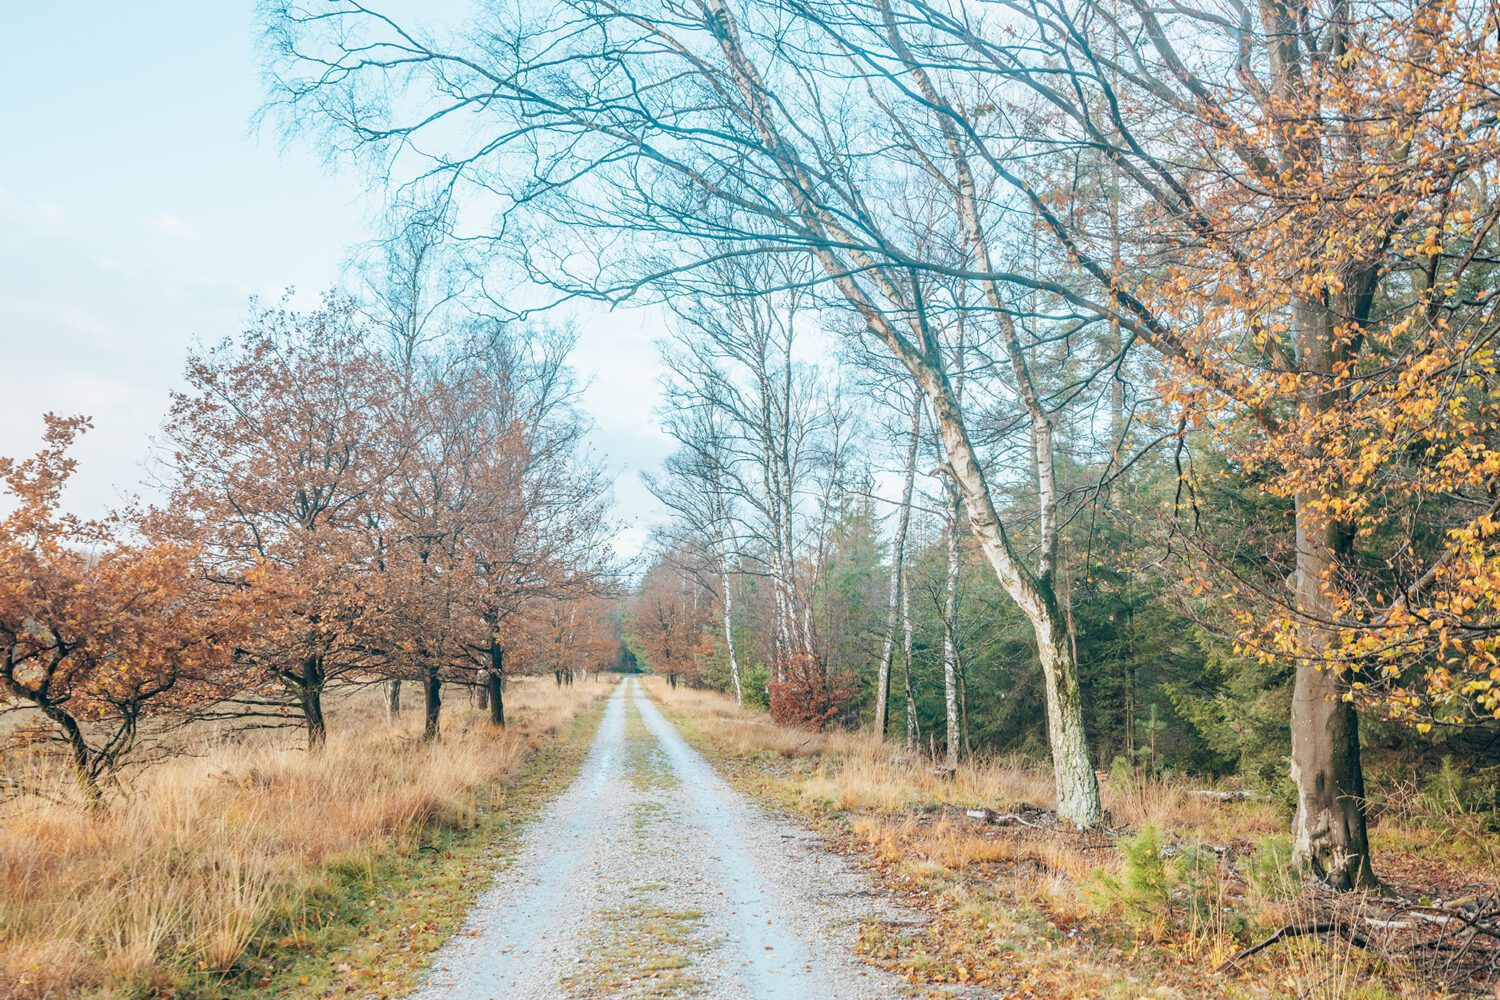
1390, 904, 1500, 942
1215, 921, 1373, 974
964, 807, 1048, 829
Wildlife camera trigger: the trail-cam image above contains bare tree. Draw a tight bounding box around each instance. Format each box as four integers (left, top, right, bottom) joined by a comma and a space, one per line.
264, 0, 1161, 825
646, 406, 746, 704
660, 257, 826, 684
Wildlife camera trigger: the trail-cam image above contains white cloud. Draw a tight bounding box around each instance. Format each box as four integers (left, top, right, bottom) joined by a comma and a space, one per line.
145, 212, 200, 241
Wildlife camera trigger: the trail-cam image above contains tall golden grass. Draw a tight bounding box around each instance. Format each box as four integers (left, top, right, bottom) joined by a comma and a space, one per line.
644, 679, 1462, 996
643, 679, 1284, 836
0, 677, 607, 999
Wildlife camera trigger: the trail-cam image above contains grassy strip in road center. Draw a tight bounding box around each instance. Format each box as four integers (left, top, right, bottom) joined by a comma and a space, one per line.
560, 691, 708, 998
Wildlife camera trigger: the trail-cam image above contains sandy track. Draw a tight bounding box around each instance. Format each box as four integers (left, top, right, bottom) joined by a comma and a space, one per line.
409, 677, 914, 999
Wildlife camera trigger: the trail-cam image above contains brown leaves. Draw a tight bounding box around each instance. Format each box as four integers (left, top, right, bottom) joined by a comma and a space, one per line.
0, 416, 231, 790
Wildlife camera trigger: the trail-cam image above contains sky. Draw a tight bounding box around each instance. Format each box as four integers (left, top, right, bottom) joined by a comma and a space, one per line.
0, 2, 671, 557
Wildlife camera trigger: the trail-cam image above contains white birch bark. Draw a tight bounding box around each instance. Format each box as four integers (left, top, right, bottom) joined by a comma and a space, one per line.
721, 558, 743, 705
942, 484, 961, 767
876, 399, 921, 738
901, 542, 917, 753
706, 0, 1101, 825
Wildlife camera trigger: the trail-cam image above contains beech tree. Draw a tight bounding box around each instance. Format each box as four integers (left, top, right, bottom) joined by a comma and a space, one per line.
161, 296, 400, 747
452, 326, 616, 727
625, 559, 710, 688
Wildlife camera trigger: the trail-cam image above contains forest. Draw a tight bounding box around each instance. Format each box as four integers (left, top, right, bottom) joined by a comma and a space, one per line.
5, 0, 1500, 995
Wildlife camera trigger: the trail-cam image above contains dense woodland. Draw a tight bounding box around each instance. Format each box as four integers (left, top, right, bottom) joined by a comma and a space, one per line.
3, 0, 1500, 953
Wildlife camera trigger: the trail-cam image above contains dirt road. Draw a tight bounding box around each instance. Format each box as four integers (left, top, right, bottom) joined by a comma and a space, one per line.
410, 677, 914, 999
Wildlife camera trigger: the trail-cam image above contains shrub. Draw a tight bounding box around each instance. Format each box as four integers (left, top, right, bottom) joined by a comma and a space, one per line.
768, 653, 854, 729
1089, 825, 1224, 934
1244, 834, 1299, 902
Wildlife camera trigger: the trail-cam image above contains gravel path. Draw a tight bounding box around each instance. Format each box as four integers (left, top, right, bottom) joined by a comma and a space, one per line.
410, 677, 917, 999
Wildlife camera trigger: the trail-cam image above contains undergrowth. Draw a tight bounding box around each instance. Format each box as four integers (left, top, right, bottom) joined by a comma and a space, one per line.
646, 678, 1493, 998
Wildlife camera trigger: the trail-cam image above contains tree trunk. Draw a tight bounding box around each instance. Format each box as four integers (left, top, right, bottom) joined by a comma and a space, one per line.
1290, 495, 1377, 888
722, 562, 743, 706
901, 553, 918, 753
384, 678, 402, 723
300, 655, 327, 750
487, 641, 506, 727
878, 400, 922, 738
958, 646, 972, 757
422, 666, 441, 741
1030, 588, 1100, 827
1283, 292, 1375, 888
942, 485, 962, 767
52, 707, 101, 801
920, 371, 1102, 827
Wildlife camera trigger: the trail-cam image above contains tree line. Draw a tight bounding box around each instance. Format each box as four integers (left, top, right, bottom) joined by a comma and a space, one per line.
1, 281, 618, 797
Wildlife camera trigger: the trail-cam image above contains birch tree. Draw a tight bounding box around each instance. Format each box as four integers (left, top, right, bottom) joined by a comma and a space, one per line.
646, 406, 746, 704
876, 397, 921, 739
265, 0, 1113, 826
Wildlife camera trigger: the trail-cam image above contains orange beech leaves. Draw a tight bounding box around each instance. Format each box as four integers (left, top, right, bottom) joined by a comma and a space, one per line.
1137, 0, 1500, 729
160, 297, 401, 744
152, 297, 616, 743
625, 560, 711, 689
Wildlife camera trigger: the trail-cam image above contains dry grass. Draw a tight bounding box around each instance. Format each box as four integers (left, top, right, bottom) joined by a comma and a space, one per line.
0, 677, 608, 999
647, 679, 1485, 998
647, 681, 1056, 814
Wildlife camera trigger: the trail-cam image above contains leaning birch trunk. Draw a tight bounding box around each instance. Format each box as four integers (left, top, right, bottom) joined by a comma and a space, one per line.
884, 0, 1100, 826
942, 484, 962, 767
877, 400, 921, 737
706, 0, 1100, 825
934, 379, 1100, 826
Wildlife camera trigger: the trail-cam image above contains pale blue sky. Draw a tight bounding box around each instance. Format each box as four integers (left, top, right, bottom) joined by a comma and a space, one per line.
0, 2, 668, 554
